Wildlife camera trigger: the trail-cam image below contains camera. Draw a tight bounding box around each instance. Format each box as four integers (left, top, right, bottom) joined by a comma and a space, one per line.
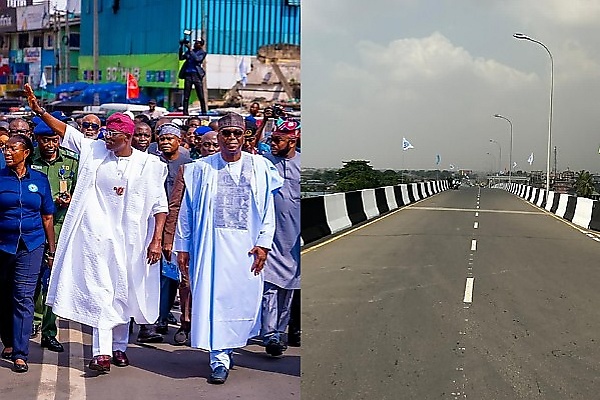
179, 38, 190, 45
264, 105, 286, 118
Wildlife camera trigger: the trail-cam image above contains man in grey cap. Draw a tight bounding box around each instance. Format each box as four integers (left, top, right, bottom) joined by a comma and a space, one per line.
154, 123, 191, 336
173, 112, 283, 384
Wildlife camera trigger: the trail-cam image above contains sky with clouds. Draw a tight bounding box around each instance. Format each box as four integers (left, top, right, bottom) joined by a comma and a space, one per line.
302, 1, 600, 173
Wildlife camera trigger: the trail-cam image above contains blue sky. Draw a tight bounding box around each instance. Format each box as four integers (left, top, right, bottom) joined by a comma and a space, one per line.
302, 1, 600, 172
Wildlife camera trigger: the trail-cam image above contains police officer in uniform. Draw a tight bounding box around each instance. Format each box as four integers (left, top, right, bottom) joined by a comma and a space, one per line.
30, 120, 78, 352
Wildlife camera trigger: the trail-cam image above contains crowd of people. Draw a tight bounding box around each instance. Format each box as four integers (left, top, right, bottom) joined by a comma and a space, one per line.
0, 83, 300, 385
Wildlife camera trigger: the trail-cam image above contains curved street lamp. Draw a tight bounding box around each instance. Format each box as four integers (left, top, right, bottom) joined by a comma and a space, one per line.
494, 114, 513, 183
490, 139, 501, 174
513, 32, 554, 191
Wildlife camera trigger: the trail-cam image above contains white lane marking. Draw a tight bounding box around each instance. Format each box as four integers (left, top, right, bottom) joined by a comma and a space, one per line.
37, 339, 59, 400
68, 322, 86, 400
302, 194, 440, 254
594, 238, 600, 242
474, 222, 479, 229
475, 212, 479, 217
408, 206, 544, 215
463, 277, 474, 303
471, 240, 477, 251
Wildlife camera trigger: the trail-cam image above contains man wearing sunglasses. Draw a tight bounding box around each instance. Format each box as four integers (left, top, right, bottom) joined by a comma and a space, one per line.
80, 114, 102, 139
24, 83, 168, 373
261, 119, 301, 357
173, 112, 283, 384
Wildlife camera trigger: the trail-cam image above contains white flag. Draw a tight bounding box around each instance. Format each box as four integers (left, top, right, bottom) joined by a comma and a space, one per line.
527, 152, 534, 165
402, 137, 414, 151
39, 71, 47, 90
239, 57, 247, 87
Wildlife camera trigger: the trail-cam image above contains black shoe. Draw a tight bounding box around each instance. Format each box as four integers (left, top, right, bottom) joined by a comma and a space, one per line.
41, 336, 64, 352
167, 312, 178, 325
30, 324, 40, 339
137, 325, 163, 343
172, 328, 189, 346
13, 359, 28, 373
155, 321, 168, 334
265, 339, 286, 357
1, 348, 12, 359
208, 366, 228, 384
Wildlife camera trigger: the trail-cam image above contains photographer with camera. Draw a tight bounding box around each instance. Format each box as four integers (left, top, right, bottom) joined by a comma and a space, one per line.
178, 38, 207, 116
30, 120, 79, 354
254, 104, 286, 154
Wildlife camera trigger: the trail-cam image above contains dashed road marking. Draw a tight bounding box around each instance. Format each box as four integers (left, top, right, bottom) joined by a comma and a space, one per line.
463, 277, 474, 303
474, 222, 478, 229
471, 240, 477, 251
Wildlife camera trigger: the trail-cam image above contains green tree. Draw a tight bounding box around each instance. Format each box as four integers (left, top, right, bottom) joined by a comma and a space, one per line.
335, 160, 381, 192
379, 169, 401, 186
575, 170, 595, 197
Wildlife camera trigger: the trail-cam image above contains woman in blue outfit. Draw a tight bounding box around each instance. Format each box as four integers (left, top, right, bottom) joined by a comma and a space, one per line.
0, 134, 55, 373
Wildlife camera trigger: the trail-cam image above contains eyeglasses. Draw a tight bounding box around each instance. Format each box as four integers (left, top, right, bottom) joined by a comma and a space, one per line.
219, 129, 244, 138
103, 130, 128, 138
9, 129, 30, 135
202, 142, 219, 148
82, 122, 100, 130
270, 136, 290, 144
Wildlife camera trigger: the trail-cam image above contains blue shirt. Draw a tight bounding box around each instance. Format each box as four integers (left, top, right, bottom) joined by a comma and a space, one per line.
0, 166, 55, 254
0, 152, 5, 169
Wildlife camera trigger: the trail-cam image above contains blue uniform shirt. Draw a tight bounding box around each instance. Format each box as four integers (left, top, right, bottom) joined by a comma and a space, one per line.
0, 166, 55, 254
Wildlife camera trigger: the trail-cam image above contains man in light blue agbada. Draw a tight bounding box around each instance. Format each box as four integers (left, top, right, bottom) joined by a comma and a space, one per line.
174, 112, 283, 384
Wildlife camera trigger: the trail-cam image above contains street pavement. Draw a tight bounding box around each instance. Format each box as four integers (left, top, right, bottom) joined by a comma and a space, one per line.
0, 317, 299, 399
302, 186, 600, 399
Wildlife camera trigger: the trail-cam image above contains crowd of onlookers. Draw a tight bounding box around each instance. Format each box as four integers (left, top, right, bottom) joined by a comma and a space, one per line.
0, 99, 300, 383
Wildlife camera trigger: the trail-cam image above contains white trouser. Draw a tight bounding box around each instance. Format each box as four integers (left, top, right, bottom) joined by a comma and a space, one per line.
209, 349, 233, 370
92, 323, 130, 356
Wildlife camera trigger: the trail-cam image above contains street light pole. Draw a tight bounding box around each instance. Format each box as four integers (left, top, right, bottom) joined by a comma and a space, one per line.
490, 139, 502, 174
513, 33, 554, 192
494, 114, 513, 183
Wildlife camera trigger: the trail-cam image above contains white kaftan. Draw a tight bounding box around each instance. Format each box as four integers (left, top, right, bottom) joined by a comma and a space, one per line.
174, 152, 283, 350
46, 126, 168, 330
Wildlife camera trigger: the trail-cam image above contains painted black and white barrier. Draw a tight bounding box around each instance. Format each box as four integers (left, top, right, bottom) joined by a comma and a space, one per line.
301, 180, 450, 246
498, 183, 600, 231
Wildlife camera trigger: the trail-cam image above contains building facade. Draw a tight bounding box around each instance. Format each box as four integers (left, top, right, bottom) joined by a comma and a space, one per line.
78, 0, 300, 108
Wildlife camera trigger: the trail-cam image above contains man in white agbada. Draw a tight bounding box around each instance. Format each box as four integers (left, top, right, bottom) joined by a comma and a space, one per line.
174, 112, 283, 384
25, 84, 168, 373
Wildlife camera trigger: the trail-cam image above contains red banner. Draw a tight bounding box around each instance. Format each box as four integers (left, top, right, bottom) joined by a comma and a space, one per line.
126, 73, 139, 99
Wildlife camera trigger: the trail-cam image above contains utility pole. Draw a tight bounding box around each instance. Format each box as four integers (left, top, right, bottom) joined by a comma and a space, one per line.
201, 1, 208, 113
553, 145, 558, 181
65, 10, 70, 82
93, 0, 98, 85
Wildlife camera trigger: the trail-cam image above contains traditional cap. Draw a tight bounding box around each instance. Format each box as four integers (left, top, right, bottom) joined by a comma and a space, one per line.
217, 112, 245, 131
33, 121, 57, 136
0, 121, 9, 132
272, 117, 301, 138
122, 110, 135, 120
157, 123, 181, 137
171, 118, 183, 127
106, 112, 135, 135
51, 110, 69, 121
194, 126, 212, 136
244, 119, 257, 137
149, 99, 157, 104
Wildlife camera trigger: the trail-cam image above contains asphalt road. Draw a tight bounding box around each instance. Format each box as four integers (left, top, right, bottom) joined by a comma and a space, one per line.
0, 316, 299, 399
302, 186, 600, 400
